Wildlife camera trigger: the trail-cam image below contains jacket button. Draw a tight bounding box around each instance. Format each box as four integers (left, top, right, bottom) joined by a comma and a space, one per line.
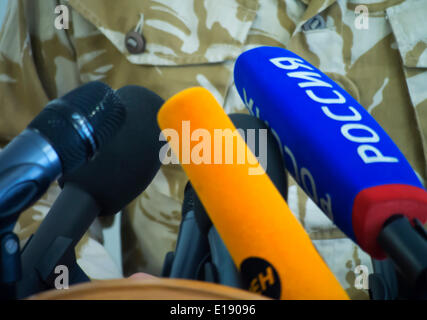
125, 31, 146, 54
302, 15, 326, 31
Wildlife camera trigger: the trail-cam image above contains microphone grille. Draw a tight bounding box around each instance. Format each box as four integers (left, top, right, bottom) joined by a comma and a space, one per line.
28, 81, 126, 174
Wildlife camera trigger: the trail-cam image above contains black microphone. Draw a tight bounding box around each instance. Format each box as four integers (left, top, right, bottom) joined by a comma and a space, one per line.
0, 81, 125, 230
17, 85, 165, 298
0, 81, 125, 298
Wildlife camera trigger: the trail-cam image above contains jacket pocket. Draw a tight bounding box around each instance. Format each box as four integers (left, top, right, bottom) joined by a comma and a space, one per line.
387, 0, 427, 182
68, 0, 258, 66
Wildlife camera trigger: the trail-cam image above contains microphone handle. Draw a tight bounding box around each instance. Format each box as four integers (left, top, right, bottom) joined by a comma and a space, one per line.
169, 209, 210, 279
168, 183, 210, 279
190, 182, 242, 288
207, 226, 242, 288
17, 183, 100, 299
0, 129, 61, 230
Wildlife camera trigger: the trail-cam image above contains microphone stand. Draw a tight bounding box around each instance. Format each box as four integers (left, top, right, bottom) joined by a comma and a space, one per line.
370, 216, 427, 299
0, 130, 63, 300
162, 182, 243, 288
16, 183, 94, 299
0, 183, 95, 300
0, 224, 21, 300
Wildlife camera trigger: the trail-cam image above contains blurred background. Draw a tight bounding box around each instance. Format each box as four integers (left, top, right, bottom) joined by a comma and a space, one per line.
0, 0, 123, 272
0, 1, 8, 31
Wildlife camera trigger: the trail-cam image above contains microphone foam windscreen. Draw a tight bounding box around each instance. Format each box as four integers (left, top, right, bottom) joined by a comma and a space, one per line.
59, 85, 165, 216
158, 87, 348, 300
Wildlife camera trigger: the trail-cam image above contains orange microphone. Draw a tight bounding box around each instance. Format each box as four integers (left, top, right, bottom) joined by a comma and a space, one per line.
158, 87, 349, 300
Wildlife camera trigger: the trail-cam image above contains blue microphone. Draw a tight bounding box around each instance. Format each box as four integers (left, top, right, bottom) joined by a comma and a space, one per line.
233, 46, 427, 260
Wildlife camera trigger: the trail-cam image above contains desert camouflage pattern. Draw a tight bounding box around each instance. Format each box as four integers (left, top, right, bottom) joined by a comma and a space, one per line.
0, 0, 426, 299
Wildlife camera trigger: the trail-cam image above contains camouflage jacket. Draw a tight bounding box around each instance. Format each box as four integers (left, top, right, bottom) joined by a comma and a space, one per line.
1, 0, 426, 299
